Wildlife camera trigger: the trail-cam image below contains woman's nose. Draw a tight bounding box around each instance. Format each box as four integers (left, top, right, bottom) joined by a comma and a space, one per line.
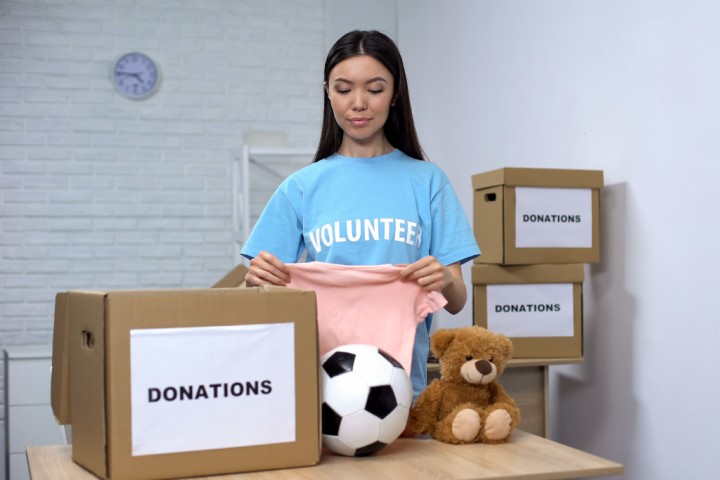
352, 92, 367, 111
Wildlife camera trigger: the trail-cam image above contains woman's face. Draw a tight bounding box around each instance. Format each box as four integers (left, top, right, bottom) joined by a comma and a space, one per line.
326, 55, 395, 150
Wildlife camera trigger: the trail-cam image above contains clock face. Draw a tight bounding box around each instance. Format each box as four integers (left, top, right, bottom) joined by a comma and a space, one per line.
111, 52, 161, 100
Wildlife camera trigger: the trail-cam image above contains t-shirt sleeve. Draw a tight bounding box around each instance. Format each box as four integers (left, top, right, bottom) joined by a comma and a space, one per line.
415, 290, 448, 321
240, 186, 305, 262
430, 174, 481, 265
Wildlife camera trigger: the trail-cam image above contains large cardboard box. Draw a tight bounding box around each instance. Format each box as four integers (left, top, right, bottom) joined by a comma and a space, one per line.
473, 264, 584, 359
51, 286, 320, 480
472, 167, 603, 265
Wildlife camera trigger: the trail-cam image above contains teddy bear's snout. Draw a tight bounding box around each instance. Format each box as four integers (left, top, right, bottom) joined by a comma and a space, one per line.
474, 359, 493, 375
460, 358, 497, 385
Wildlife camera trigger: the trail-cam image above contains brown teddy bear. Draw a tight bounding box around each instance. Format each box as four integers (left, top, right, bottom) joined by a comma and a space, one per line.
409, 326, 521, 444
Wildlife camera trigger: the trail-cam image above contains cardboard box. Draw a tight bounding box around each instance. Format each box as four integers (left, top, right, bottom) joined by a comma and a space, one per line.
473, 264, 584, 359
211, 264, 249, 288
51, 286, 320, 480
472, 167, 603, 265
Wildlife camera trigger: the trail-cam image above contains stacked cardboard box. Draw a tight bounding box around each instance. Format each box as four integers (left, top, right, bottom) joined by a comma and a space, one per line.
471, 167, 603, 359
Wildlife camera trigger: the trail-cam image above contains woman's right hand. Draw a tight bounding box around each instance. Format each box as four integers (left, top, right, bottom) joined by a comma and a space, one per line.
245, 251, 291, 287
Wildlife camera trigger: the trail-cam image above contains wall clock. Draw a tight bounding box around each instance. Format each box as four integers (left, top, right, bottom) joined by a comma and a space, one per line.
111, 52, 161, 100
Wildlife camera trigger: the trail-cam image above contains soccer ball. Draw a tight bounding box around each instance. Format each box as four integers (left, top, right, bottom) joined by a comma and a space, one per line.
320, 344, 413, 456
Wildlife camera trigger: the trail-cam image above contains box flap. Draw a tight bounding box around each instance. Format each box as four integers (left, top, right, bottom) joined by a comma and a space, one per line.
472, 264, 585, 284
472, 167, 604, 190
211, 264, 250, 288
68, 291, 110, 479
51, 292, 71, 425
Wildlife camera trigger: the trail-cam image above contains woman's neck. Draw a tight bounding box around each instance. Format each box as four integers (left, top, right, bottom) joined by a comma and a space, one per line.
337, 136, 394, 158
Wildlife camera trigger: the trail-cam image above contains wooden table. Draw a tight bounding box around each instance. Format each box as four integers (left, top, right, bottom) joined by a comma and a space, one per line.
27, 430, 622, 480
428, 357, 585, 438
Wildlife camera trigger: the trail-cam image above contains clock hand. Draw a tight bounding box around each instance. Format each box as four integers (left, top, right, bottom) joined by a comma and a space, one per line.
115, 71, 142, 81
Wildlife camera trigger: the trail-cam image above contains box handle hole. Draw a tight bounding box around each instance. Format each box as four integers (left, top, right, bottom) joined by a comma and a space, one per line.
485, 193, 497, 202
82, 330, 95, 349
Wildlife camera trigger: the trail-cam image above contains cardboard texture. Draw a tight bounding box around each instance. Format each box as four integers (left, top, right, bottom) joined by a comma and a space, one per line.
472, 167, 604, 265
472, 264, 584, 359
211, 264, 249, 288
51, 286, 320, 480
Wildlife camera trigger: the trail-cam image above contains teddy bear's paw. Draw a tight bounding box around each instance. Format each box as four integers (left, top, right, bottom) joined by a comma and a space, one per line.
484, 409, 512, 441
451, 408, 481, 442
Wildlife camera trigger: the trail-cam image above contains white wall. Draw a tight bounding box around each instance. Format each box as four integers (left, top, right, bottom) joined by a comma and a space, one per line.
325, 0, 397, 51
0, 1, 325, 477
399, 0, 720, 478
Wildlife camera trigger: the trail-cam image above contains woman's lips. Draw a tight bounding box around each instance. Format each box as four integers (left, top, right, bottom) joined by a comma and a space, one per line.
349, 117, 371, 127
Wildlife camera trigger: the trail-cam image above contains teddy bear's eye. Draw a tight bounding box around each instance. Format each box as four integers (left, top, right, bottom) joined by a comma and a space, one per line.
465, 355, 473, 361
489, 356, 494, 363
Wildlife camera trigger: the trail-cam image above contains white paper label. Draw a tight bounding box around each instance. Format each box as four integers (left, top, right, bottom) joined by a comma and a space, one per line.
130, 323, 296, 456
487, 284, 575, 337
515, 187, 593, 248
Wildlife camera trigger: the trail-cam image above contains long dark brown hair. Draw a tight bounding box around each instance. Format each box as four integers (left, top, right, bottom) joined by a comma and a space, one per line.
313, 30, 426, 162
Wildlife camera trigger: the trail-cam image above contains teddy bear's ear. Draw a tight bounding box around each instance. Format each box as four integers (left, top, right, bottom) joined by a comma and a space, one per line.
430, 328, 456, 358
500, 333, 513, 359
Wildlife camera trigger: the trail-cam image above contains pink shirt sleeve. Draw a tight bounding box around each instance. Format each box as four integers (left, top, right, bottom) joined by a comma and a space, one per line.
417, 291, 448, 320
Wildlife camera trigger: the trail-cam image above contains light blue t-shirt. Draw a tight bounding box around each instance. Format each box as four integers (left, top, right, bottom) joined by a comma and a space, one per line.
241, 149, 480, 397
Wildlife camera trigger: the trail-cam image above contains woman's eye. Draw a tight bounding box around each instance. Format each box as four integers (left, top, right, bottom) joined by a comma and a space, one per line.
335, 89, 350, 95
368, 89, 384, 94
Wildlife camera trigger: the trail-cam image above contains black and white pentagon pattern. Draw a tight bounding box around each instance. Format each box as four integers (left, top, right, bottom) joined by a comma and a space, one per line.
320, 344, 413, 457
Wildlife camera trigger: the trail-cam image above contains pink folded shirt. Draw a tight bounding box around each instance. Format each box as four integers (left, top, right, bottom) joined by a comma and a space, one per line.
286, 262, 447, 373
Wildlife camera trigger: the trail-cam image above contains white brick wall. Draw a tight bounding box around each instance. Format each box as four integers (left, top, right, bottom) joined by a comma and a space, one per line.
0, 0, 326, 473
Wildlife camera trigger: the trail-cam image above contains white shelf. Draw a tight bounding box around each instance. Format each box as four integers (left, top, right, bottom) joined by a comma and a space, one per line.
231, 146, 315, 265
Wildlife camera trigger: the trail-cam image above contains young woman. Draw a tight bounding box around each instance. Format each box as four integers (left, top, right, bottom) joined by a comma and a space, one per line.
241, 30, 480, 399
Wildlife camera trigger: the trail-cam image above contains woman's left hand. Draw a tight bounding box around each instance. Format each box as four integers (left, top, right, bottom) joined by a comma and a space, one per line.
399, 257, 467, 314
398, 256, 453, 292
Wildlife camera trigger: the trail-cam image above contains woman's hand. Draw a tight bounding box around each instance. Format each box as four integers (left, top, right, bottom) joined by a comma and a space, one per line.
399, 256, 467, 314
245, 251, 290, 287
399, 256, 453, 292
